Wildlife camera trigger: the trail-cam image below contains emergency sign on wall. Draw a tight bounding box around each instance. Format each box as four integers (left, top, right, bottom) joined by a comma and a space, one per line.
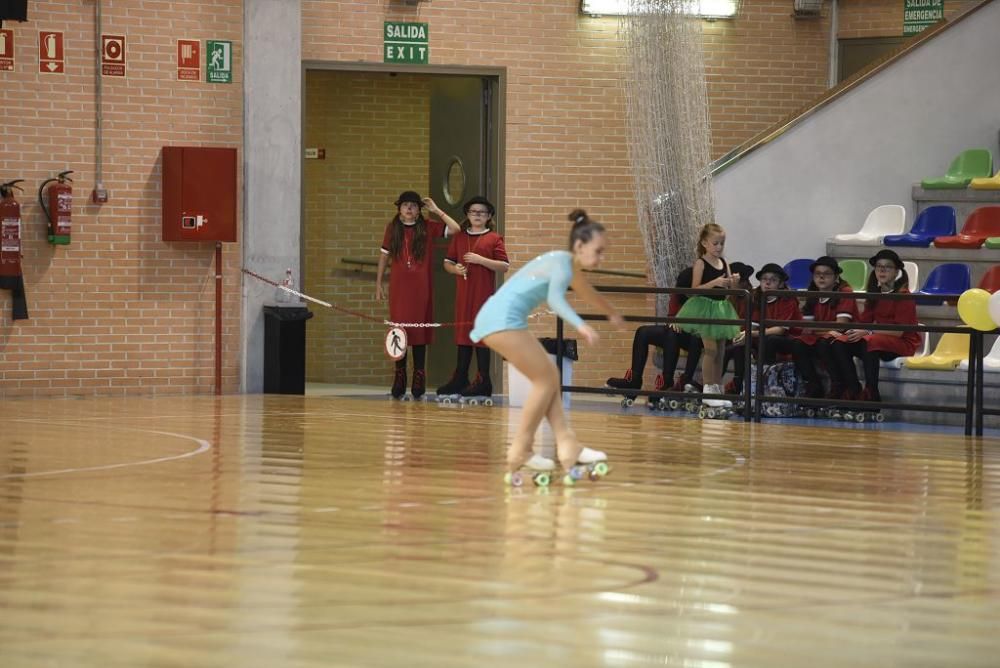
38, 31, 64, 73
1, 29, 14, 71
383, 22, 428, 64
101, 34, 126, 77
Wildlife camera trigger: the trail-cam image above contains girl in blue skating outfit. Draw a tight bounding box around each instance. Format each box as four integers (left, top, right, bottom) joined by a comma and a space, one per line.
674, 223, 742, 409
471, 209, 624, 477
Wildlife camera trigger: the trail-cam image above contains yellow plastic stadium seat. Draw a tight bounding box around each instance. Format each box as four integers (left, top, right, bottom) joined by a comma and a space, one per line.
904, 332, 970, 370
969, 170, 1000, 190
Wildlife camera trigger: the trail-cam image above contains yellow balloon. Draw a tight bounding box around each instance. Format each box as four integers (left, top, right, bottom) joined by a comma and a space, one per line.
956, 288, 995, 331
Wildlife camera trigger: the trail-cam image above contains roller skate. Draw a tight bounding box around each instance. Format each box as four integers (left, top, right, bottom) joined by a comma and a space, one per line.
411, 369, 427, 400
698, 384, 734, 420
665, 377, 700, 411
435, 372, 468, 404
390, 367, 408, 400
842, 386, 885, 423
832, 385, 861, 422
459, 373, 494, 406
646, 373, 668, 411
606, 368, 640, 408
813, 383, 844, 420
793, 380, 825, 418
562, 447, 611, 486
504, 453, 557, 488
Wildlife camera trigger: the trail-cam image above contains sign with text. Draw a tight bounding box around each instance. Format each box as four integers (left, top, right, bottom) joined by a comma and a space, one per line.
0, 29, 14, 71
177, 39, 200, 81
206, 40, 232, 83
39, 31, 64, 74
903, 0, 944, 35
384, 22, 428, 64
101, 34, 126, 77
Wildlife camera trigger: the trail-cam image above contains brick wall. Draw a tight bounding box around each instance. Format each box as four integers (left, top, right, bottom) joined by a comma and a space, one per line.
0, 1, 242, 398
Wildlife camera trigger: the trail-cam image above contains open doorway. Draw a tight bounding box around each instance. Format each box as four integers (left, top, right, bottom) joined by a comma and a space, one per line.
302, 66, 504, 395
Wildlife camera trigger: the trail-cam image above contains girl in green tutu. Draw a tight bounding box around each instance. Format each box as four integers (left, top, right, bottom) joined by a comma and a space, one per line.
675, 223, 742, 408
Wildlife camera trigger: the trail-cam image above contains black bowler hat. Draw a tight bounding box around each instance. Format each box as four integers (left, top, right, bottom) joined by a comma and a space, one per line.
463, 196, 495, 216
756, 262, 789, 281
809, 256, 842, 275
868, 248, 903, 269
729, 262, 754, 281
394, 190, 423, 206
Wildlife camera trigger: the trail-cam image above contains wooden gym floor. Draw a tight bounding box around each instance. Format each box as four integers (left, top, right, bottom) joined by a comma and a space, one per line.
1, 394, 998, 667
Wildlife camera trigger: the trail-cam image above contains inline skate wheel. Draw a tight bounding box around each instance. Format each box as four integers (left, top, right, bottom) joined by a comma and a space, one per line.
668, 399, 680, 410
506, 471, 524, 487
855, 413, 866, 423
468, 399, 479, 406
562, 473, 576, 486
484, 399, 494, 406
569, 466, 586, 481
592, 461, 609, 476
874, 413, 885, 423
623, 398, 634, 408
533, 472, 551, 487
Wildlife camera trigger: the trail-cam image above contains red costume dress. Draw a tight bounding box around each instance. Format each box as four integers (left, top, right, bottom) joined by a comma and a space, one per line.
796, 283, 860, 346
381, 218, 448, 346
857, 289, 921, 356
445, 228, 509, 346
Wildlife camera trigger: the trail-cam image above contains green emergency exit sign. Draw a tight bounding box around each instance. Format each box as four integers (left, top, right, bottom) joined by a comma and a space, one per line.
903, 0, 944, 35
384, 22, 428, 64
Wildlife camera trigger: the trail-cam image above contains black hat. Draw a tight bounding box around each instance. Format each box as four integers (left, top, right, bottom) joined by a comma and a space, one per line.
462, 196, 495, 216
868, 248, 903, 269
809, 256, 842, 275
729, 262, 754, 281
756, 262, 789, 281
394, 190, 423, 206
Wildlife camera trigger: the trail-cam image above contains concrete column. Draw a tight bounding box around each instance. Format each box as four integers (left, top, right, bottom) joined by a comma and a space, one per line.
242, 0, 301, 392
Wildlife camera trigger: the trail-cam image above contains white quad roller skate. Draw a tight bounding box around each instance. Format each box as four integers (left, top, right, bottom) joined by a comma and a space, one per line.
563, 447, 611, 486
504, 453, 558, 488
698, 384, 734, 420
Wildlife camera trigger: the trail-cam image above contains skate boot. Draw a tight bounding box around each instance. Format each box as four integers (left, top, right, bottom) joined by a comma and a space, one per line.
662, 375, 686, 410
505, 452, 557, 488
853, 386, 884, 423
816, 382, 843, 419
435, 372, 467, 402
411, 369, 426, 400
563, 446, 610, 485
391, 367, 407, 400
606, 368, 641, 407
724, 378, 743, 395
700, 383, 733, 419
647, 373, 668, 411
460, 373, 493, 406
838, 385, 862, 422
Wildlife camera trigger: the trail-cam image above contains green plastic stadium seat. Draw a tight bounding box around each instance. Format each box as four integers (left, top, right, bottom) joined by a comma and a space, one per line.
985, 237, 1000, 249
839, 258, 868, 292
921, 148, 993, 189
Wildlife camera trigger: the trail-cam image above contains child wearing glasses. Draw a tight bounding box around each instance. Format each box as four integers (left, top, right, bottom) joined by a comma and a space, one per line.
790, 256, 860, 399
435, 196, 510, 399
828, 249, 921, 406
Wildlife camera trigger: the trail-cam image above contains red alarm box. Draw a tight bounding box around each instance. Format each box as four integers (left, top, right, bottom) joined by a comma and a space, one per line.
162, 146, 237, 242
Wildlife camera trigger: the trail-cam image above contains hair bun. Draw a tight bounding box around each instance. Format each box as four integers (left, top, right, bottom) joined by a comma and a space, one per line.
568, 209, 588, 226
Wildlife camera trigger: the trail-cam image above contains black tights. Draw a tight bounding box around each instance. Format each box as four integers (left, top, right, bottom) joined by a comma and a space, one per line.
628, 325, 703, 382
395, 345, 426, 371
454, 345, 490, 379
791, 338, 836, 389
729, 335, 797, 381
829, 340, 897, 392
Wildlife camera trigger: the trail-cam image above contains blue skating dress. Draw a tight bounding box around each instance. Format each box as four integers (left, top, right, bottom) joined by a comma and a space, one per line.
470, 250, 584, 342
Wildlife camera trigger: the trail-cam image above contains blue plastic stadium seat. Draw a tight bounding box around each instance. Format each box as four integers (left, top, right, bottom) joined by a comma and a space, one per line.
782, 258, 813, 290
883, 205, 957, 247
915, 262, 971, 305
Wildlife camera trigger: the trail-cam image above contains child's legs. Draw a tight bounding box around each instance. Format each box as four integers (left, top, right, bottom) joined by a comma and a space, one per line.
541, 387, 582, 469
701, 337, 724, 385
679, 333, 703, 382
475, 345, 491, 378
456, 345, 473, 377
481, 330, 559, 467
411, 345, 426, 371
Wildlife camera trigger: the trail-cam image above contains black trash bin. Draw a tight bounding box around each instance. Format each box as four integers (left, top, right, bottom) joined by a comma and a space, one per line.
263, 305, 313, 394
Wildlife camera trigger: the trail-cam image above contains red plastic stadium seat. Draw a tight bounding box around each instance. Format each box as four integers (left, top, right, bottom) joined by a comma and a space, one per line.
978, 265, 1000, 294
933, 206, 1000, 248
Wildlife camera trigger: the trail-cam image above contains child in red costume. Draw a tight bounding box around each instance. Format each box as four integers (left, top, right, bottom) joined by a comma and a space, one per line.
435, 196, 510, 398
376, 191, 461, 398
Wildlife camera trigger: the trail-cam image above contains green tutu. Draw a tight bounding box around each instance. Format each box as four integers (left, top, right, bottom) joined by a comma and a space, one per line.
675, 296, 741, 340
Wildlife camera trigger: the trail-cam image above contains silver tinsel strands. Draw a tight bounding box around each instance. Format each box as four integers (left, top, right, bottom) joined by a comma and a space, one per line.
621, 0, 716, 306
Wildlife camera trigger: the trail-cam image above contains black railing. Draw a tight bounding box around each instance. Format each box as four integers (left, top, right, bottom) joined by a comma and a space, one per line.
555, 285, 995, 436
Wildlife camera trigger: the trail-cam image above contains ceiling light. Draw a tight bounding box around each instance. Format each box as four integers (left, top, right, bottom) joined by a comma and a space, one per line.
581, 0, 739, 19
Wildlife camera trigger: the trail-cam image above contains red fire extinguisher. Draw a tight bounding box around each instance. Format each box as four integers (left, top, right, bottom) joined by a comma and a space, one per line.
1, 179, 25, 277
39, 170, 73, 245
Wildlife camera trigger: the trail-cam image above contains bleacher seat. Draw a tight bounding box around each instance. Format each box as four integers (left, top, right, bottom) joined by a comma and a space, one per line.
881, 324, 931, 368
978, 265, 1000, 293
920, 148, 993, 189
958, 336, 1000, 372
933, 206, 1000, 249
782, 258, 813, 290
915, 262, 971, 304
903, 261, 919, 291
832, 205, 906, 244
904, 332, 970, 370
839, 258, 868, 292
969, 170, 1000, 190
986, 238, 1000, 249
883, 205, 956, 247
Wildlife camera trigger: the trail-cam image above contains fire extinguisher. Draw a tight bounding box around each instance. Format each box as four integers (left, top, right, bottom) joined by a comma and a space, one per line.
39, 170, 73, 245
0, 178, 29, 320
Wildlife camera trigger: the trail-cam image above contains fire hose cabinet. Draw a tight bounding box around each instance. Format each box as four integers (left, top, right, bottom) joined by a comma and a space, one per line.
162, 146, 237, 242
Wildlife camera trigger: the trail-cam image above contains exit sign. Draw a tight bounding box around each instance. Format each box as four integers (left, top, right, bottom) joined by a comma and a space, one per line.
384, 22, 428, 64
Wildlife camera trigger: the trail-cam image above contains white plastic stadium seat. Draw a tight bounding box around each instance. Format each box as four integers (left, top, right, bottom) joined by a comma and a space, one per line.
833, 204, 906, 244
882, 323, 931, 369
903, 261, 919, 290
958, 336, 1000, 372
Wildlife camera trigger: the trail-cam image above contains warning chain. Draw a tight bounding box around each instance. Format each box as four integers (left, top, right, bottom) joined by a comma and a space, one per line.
242, 268, 557, 329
